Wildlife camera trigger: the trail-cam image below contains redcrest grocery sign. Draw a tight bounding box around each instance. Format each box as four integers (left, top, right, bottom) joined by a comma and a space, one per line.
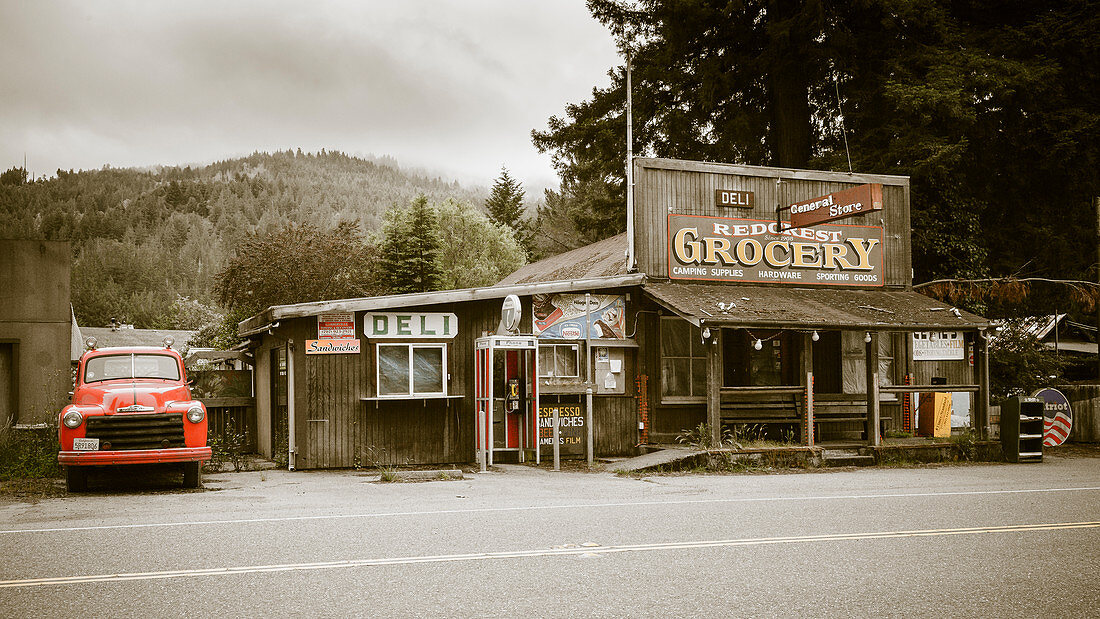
667, 215, 883, 286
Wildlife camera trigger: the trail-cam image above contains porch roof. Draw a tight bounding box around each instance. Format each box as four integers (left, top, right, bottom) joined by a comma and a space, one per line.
643, 282, 990, 331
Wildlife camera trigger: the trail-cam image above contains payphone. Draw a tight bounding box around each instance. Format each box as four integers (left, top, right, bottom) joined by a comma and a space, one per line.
474, 335, 539, 470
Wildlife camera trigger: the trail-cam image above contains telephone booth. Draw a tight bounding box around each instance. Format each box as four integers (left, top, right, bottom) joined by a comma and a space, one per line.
474, 335, 539, 470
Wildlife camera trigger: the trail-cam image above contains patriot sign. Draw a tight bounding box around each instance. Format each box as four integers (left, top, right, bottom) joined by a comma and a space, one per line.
1033, 388, 1073, 446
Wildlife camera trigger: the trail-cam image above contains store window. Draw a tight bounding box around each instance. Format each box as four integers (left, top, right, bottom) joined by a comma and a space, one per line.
377, 344, 446, 397
660, 317, 706, 399
538, 343, 579, 378
841, 332, 895, 398
724, 329, 797, 387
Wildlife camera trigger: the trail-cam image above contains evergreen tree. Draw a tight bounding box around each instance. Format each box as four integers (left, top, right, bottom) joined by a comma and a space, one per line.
533, 0, 1100, 288
485, 167, 525, 228
376, 195, 443, 294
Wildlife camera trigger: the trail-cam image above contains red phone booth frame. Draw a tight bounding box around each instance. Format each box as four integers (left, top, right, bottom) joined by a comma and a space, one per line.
474, 335, 539, 471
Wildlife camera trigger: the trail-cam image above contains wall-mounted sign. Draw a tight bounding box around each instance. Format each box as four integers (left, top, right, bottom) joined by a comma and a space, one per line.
500, 294, 521, 334
538, 402, 585, 456
789, 183, 883, 228
305, 339, 361, 355
318, 312, 355, 339
715, 189, 754, 209
667, 215, 883, 286
913, 331, 965, 361
364, 313, 457, 339
533, 294, 625, 339
1033, 387, 1072, 446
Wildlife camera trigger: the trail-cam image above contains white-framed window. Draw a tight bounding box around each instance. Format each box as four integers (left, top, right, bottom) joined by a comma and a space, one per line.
538, 343, 580, 378
376, 343, 447, 397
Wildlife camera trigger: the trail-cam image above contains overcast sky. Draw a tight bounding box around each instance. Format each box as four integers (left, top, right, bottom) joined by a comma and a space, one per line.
0, 1, 620, 189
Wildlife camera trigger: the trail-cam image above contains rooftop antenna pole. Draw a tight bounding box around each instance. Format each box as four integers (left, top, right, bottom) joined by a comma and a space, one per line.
835, 77, 853, 174
625, 47, 636, 272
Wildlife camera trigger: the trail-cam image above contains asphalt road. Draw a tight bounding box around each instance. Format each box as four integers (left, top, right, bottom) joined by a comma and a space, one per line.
2, 456, 1098, 618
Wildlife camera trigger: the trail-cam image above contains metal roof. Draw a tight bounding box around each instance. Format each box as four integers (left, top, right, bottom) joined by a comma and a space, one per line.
643, 281, 990, 331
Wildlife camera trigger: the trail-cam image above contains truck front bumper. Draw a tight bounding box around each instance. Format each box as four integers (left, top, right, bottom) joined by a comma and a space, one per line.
59, 446, 212, 466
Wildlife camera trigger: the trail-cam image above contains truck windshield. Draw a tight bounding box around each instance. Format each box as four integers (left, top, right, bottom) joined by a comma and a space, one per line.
84, 354, 181, 383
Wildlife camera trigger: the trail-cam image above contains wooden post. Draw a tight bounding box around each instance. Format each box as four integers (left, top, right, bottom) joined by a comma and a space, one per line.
1096, 197, 1099, 382
801, 332, 814, 447
978, 331, 991, 440
866, 332, 881, 446
706, 326, 723, 448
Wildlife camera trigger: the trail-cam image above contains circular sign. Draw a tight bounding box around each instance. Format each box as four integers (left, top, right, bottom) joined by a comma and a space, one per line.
501, 295, 521, 333
1032, 388, 1073, 447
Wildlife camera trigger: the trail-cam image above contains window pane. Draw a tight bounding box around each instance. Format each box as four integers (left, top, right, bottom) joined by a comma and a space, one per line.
661, 319, 690, 357
557, 346, 578, 377
691, 358, 707, 396
412, 347, 444, 394
661, 358, 691, 397
538, 346, 554, 377
378, 346, 410, 395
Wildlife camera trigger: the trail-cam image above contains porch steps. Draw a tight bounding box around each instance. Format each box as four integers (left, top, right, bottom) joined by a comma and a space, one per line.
822, 448, 875, 467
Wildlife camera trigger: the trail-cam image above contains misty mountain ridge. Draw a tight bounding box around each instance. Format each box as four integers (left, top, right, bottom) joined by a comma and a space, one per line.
0, 149, 503, 329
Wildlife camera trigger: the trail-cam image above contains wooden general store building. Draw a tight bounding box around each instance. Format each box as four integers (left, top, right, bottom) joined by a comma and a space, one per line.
239, 159, 990, 469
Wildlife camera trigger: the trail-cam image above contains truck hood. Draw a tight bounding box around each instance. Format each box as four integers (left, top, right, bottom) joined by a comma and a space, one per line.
74, 380, 193, 413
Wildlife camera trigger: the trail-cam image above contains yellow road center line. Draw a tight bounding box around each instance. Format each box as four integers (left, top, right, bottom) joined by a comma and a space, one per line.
2, 521, 1097, 589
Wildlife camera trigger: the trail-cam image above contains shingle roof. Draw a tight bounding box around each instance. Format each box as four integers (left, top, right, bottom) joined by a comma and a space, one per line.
496, 233, 629, 285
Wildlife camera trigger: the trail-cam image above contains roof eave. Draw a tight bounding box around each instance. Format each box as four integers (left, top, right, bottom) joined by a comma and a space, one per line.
237, 274, 648, 337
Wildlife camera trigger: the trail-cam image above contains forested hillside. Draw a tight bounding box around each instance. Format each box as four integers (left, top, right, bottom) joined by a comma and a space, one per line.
0, 150, 490, 329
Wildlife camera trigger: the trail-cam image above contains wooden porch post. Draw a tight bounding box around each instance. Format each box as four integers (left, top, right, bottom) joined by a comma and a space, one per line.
977, 330, 991, 440
706, 326, 723, 448
801, 332, 814, 447
865, 332, 881, 446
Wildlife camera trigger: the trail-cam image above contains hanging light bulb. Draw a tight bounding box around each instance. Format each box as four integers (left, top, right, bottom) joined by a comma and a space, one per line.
754, 339, 763, 351
702, 327, 711, 340
865, 332, 872, 343
811, 330, 819, 342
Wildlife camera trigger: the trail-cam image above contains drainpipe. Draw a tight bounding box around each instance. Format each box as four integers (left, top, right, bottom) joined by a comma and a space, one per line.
287, 340, 296, 471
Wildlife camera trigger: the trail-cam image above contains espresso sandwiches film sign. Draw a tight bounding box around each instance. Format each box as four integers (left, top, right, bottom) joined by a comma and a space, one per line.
667, 215, 884, 286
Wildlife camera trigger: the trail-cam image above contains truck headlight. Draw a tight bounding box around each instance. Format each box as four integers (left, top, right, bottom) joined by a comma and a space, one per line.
186, 406, 205, 423
63, 410, 83, 429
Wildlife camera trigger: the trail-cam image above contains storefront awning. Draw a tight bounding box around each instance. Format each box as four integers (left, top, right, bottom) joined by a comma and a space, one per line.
643, 282, 990, 331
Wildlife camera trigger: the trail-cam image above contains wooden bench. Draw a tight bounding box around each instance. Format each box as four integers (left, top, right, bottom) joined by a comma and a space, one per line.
720, 390, 891, 440
720, 390, 801, 425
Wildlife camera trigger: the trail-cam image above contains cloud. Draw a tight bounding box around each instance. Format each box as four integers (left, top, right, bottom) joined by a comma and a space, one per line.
0, 1, 618, 187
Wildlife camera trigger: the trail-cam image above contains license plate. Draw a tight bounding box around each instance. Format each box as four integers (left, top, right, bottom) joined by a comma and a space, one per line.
73, 438, 100, 451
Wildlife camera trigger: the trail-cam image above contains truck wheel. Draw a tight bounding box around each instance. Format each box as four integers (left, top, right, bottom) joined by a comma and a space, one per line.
66, 466, 88, 493
183, 462, 202, 488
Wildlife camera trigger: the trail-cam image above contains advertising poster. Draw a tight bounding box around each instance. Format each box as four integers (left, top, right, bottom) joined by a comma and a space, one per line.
912, 331, 965, 361
538, 402, 585, 456
533, 294, 625, 339
317, 312, 355, 339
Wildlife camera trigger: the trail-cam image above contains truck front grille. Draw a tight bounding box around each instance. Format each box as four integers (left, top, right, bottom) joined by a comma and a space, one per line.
85, 413, 185, 450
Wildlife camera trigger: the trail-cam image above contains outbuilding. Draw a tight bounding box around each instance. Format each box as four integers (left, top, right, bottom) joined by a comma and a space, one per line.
239, 159, 990, 468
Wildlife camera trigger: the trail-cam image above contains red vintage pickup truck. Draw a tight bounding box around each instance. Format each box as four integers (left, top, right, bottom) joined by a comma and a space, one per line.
59, 337, 211, 491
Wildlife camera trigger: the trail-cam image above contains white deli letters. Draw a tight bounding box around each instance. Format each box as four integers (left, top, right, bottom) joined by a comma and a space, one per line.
364, 312, 458, 339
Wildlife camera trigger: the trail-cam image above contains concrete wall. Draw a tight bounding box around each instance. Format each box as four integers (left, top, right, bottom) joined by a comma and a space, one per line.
0, 239, 71, 426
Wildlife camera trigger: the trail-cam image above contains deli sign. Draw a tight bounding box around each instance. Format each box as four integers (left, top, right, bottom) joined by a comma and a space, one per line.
715, 189, 754, 209
789, 183, 883, 228
364, 312, 457, 339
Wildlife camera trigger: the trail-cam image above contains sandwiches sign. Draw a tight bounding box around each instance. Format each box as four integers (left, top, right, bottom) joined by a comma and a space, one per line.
667, 215, 884, 286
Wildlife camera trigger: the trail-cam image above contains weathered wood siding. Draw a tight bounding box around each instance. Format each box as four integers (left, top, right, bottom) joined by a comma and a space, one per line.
594, 395, 639, 456
632, 158, 911, 288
